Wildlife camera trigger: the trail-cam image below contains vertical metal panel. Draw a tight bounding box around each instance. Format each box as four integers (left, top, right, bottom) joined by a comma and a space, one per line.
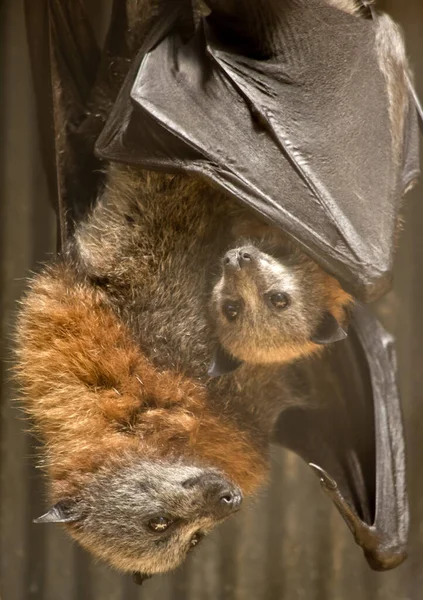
1, 1, 422, 599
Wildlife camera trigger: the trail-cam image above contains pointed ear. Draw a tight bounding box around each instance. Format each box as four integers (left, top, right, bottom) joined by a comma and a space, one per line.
311, 312, 348, 345
33, 500, 80, 524
208, 345, 243, 377
133, 572, 152, 586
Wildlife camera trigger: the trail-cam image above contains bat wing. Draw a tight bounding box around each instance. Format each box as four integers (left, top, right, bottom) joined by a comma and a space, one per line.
25, 0, 410, 571
24, 0, 158, 247
96, 1, 420, 302
25, 0, 103, 246
273, 304, 408, 571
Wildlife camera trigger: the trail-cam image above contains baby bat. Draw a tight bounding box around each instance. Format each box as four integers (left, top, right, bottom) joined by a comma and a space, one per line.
17, 0, 416, 583
210, 215, 352, 369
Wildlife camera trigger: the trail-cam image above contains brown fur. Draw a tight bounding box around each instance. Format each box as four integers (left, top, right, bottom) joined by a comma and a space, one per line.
14, 0, 412, 576
15, 263, 266, 500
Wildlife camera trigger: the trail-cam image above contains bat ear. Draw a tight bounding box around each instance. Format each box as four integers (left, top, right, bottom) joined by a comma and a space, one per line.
208, 345, 243, 377
311, 312, 348, 345
33, 500, 80, 524
133, 572, 152, 586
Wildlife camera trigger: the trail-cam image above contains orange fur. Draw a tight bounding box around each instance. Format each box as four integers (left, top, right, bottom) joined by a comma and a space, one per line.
15, 263, 267, 501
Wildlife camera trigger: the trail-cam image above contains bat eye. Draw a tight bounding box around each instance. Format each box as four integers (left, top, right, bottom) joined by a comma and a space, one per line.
222, 301, 241, 322
268, 292, 290, 310
147, 516, 173, 532
189, 531, 204, 549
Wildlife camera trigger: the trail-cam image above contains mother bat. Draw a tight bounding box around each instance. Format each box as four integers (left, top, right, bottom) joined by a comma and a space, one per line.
18, 0, 417, 583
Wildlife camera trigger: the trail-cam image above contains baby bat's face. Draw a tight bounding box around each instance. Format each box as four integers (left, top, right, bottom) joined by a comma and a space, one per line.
210, 243, 349, 365
40, 460, 242, 578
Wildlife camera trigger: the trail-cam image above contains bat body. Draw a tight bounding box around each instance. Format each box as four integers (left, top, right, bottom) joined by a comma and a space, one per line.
16, 165, 295, 576
18, 0, 416, 583
16, 253, 267, 575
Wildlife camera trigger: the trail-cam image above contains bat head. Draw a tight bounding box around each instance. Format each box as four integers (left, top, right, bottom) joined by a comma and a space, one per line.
210, 241, 350, 366
34, 459, 242, 576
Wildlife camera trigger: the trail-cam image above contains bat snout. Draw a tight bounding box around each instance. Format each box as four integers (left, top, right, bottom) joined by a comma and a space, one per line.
205, 479, 243, 516
223, 247, 257, 271
219, 489, 242, 513
183, 472, 243, 517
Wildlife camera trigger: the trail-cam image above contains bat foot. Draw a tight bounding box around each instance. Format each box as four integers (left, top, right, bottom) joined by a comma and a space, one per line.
309, 463, 408, 571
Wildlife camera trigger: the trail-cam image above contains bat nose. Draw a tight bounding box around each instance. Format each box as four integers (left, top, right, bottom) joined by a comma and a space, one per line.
223, 249, 254, 270
183, 473, 243, 515
207, 481, 243, 515
238, 251, 252, 268
218, 489, 243, 514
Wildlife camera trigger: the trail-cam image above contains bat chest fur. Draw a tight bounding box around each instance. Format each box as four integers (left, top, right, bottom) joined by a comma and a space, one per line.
76, 167, 293, 432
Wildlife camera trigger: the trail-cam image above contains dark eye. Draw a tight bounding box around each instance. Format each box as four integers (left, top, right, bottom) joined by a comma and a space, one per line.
222, 301, 241, 322
268, 292, 290, 310
147, 516, 173, 532
189, 532, 204, 549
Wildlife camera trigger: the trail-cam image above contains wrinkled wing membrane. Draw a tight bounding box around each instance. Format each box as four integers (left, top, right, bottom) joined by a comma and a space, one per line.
25, 0, 410, 573
96, 2, 420, 302
273, 305, 408, 571
24, 0, 163, 246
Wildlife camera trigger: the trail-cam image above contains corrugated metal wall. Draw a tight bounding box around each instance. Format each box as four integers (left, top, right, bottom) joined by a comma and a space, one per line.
1, 1, 422, 598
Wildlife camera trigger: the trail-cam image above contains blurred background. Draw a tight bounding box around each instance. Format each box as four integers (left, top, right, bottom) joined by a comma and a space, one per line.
1, 1, 422, 598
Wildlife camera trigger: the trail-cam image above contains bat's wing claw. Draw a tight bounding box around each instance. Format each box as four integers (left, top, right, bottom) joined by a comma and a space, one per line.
309, 462, 406, 570
275, 305, 409, 572
309, 463, 337, 490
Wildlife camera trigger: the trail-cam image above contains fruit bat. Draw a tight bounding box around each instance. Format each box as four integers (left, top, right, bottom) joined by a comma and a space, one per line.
22, 0, 419, 577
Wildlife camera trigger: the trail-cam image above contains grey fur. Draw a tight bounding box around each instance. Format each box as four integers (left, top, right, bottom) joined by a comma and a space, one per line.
326, 0, 359, 14
67, 461, 241, 574
44, 0, 411, 576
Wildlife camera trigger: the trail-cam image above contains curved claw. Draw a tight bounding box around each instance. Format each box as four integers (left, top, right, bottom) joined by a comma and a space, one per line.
309, 463, 338, 490
308, 462, 405, 570
309, 462, 367, 537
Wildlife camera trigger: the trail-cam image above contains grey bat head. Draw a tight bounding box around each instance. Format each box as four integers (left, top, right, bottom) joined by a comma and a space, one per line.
210, 242, 347, 367
34, 459, 242, 577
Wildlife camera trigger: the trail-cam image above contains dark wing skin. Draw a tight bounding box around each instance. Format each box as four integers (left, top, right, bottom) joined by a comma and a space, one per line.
96, 0, 420, 302
25, 0, 409, 575
273, 304, 408, 571
24, 0, 156, 246
24, 0, 101, 246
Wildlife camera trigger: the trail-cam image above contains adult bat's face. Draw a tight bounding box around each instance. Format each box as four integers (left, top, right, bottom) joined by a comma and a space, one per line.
36, 461, 242, 576
211, 243, 349, 364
